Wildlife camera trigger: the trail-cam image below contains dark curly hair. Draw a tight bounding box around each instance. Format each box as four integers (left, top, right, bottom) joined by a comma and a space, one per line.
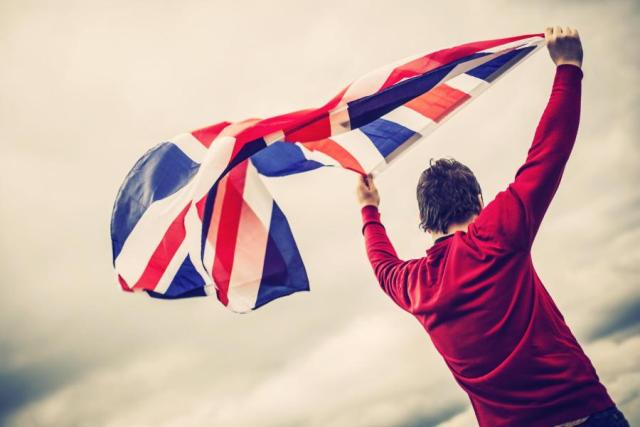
417, 158, 482, 233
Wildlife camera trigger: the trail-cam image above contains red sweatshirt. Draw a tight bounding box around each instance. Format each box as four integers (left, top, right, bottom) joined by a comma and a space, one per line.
361, 65, 613, 427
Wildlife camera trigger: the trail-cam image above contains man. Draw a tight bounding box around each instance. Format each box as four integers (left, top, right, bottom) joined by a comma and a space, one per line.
356, 27, 629, 427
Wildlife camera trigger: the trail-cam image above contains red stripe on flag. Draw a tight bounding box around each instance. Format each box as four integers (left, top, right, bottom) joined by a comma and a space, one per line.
118, 275, 133, 292
284, 112, 331, 142
233, 87, 349, 146
303, 138, 365, 173
206, 170, 229, 250
131, 203, 191, 291
196, 196, 207, 221
381, 34, 542, 90
191, 122, 231, 148
225, 193, 270, 298
211, 160, 249, 306
405, 84, 470, 123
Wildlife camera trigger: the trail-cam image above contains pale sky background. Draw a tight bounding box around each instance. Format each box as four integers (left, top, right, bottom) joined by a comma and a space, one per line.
1, 1, 639, 426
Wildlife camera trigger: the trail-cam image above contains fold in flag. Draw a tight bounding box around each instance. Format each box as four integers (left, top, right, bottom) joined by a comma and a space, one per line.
111, 34, 545, 313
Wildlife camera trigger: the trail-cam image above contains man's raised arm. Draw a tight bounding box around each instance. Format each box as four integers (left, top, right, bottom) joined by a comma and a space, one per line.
474, 27, 584, 249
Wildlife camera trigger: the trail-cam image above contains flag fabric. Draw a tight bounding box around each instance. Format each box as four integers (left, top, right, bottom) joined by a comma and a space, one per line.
111, 34, 545, 313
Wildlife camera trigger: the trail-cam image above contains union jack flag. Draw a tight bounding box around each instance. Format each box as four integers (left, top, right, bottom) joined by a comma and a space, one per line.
111, 34, 544, 313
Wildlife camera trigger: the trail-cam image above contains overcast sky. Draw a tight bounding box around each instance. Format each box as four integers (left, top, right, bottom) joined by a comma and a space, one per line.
1, 0, 638, 426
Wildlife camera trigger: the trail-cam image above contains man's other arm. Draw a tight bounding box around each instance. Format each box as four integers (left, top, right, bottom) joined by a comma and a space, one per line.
358, 175, 415, 311
474, 27, 584, 250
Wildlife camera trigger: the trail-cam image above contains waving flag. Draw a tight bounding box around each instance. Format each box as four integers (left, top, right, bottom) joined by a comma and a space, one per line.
111, 34, 544, 312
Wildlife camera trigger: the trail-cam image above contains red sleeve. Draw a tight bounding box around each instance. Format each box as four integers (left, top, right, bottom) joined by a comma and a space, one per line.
361, 205, 417, 311
472, 65, 583, 250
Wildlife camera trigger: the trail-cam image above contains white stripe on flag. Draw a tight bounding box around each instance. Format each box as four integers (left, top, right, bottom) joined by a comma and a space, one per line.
299, 143, 340, 167
241, 162, 274, 231
342, 71, 389, 104
332, 129, 385, 173
382, 106, 435, 134
153, 240, 188, 294
264, 130, 284, 145
115, 185, 192, 285
192, 135, 237, 201
479, 36, 543, 54
329, 108, 351, 135
184, 204, 211, 284
342, 52, 425, 104
445, 73, 487, 93
172, 133, 208, 163
439, 48, 507, 84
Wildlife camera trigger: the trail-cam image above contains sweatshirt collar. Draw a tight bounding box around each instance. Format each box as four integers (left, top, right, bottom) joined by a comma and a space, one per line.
434, 234, 454, 244
427, 232, 460, 256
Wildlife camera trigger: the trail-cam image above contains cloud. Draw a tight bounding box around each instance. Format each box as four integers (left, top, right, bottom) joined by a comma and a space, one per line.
588, 295, 640, 341
582, 335, 640, 425
436, 408, 476, 427
6, 314, 468, 427
9, 315, 637, 427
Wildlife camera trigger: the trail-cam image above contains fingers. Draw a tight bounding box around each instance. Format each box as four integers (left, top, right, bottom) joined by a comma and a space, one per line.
546, 26, 580, 40
360, 172, 371, 182
358, 173, 373, 189
366, 173, 376, 190
546, 26, 562, 42
555, 25, 563, 37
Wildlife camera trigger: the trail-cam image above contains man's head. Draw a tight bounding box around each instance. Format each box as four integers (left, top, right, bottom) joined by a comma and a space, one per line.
417, 158, 483, 234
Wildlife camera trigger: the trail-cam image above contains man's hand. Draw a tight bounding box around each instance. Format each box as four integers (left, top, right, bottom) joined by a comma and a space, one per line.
546, 26, 583, 68
356, 174, 380, 208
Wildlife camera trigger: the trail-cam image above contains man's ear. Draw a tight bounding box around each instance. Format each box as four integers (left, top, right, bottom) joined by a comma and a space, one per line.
478, 193, 484, 209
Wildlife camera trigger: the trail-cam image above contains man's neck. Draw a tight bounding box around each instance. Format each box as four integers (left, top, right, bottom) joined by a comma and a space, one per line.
431, 216, 477, 242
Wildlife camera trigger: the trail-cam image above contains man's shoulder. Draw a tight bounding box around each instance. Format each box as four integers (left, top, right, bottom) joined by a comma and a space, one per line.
469, 187, 529, 252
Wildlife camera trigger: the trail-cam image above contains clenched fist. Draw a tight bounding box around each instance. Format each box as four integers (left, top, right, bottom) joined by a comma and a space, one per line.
546, 26, 583, 68
356, 174, 380, 208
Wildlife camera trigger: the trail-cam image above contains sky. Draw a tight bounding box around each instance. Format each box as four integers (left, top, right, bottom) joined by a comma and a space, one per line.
0, 0, 638, 426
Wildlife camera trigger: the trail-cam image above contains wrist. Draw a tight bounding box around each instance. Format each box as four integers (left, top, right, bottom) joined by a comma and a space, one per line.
555, 59, 582, 68
360, 202, 379, 209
